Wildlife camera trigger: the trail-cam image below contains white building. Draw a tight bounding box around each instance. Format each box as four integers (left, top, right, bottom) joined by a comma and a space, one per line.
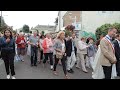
81, 11, 120, 33
55, 11, 67, 32
31, 25, 55, 34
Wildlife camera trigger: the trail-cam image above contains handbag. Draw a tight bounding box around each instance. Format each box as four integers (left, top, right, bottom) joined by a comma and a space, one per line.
56, 51, 63, 59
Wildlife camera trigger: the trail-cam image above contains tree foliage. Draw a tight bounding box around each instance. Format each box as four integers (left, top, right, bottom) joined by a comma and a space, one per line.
0, 16, 8, 32
41, 31, 45, 35
95, 23, 120, 40
22, 25, 30, 33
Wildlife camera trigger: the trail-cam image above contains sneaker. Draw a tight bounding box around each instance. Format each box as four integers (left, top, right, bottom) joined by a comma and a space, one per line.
50, 65, 53, 70
76, 66, 81, 69
34, 64, 37, 67
67, 70, 73, 73
65, 75, 70, 79
7, 75, 10, 79
11, 76, 16, 79
70, 69, 74, 73
21, 60, 24, 62
31, 64, 34, 67
53, 71, 58, 76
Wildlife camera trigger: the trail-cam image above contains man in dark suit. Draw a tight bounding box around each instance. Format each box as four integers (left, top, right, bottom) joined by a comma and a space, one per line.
65, 33, 77, 73
113, 33, 120, 76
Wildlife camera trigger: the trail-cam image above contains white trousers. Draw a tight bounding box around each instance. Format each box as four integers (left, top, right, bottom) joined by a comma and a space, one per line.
86, 56, 94, 69
76, 53, 87, 71
67, 51, 76, 70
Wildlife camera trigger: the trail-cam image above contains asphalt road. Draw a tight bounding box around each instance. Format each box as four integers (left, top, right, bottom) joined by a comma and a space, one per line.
0, 55, 93, 79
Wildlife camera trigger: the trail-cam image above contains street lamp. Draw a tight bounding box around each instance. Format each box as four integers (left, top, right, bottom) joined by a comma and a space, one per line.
0, 11, 2, 27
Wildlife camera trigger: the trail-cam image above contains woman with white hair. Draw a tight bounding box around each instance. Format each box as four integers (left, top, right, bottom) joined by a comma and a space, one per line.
53, 31, 69, 79
16, 32, 26, 62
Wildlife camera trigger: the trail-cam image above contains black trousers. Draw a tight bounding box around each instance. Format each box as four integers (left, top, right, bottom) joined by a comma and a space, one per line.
43, 53, 53, 65
31, 46, 38, 65
53, 55, 67, 75
40, 50, 43, 60
3, 53, 15, 76
116, 60, 120, 76
102, 66, 112, 79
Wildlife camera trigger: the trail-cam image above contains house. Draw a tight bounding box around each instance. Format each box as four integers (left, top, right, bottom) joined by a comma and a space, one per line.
31, 25, 55, 34
55, 11, 67, 32
56, 11, 120, 38
81, 11, 120, 33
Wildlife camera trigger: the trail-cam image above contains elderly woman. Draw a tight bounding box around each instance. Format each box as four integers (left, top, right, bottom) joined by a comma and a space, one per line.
76, 37, 90, 73
53, 31, 69, 79
16, 32, 26, 62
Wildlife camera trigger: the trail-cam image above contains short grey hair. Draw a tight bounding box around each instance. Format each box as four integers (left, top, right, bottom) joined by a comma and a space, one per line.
108, 27, 117, 32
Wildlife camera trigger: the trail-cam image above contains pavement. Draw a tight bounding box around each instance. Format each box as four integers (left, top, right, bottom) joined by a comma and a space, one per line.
0, 55, 119, 79
0, 55, 93, 79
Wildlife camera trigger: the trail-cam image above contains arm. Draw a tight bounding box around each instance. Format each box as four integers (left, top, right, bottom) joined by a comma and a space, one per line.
100, 39, 116, 63
78, 41, 88, 50
113, 41, 120, 60
42, 39, 47, 49
0, 37, 8, 47
53, 40, 61, 52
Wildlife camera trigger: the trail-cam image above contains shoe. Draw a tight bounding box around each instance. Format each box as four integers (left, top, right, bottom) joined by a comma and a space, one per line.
34, 64, 37, 67
11, 76, 16, 79
31, 64, 34, 67
76, 66, 81, 69
70, 69, 74, 73
65, 75, 70, 79
82, 70, 88, 73
7, 75, 10, 79
50, 65, 53, 70
67, 70, 73, 73
21, 60, 24, 62
53, 71, 58, 76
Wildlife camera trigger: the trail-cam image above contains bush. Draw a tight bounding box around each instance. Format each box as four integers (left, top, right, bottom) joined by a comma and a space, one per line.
95, 23, 120, 40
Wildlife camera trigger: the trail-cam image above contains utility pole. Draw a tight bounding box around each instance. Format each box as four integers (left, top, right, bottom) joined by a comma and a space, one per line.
0, 11, 2, 27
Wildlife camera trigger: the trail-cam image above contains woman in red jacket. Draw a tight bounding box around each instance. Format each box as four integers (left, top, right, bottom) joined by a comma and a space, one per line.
16, 32, 26, 61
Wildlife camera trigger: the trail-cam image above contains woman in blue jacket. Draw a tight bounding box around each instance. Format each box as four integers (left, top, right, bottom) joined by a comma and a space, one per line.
0, 28, 16, 79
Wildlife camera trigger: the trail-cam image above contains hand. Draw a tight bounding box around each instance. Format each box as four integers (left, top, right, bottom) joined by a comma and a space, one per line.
6, 38, 10, 43
112, 60, 117, 64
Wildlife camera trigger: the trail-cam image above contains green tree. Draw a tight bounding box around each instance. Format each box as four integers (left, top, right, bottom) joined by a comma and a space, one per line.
0, 16, 8, 32
41, 31, 45, 35
95, 23, 120, 40
22, 25, 30, 33
29, 31, 32, 34
95, 24, 112, 40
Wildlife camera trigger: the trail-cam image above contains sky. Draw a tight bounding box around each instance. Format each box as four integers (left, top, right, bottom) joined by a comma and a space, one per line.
2, 11, 58, 30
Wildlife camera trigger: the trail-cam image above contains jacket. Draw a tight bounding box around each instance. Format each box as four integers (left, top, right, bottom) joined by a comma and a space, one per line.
0, 37, 15, 57
100, 37, 116, 66
113, 40, 120, 61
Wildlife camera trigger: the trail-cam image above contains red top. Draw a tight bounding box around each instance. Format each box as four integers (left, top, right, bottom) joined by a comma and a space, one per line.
16, 36, 26, 48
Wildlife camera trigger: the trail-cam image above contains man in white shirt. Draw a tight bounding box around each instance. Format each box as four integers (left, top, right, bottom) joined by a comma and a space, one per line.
76, 37, 89, 73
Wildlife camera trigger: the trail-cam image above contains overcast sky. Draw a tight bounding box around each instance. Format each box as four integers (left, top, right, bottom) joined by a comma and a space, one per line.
2, 11, 58, 30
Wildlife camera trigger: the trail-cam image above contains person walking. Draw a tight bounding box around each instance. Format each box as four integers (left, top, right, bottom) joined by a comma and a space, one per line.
66, 33, 77, 73
113, 33, 120, 77
16, 32, 26, 62
86, 38, 96, 69
38, 35, 45, 63
42, 33, 54, 70
76, 37, 89, 73
0, 28, 16, 79
100, 27, 117, 79
29, 31, 39, 66
53, 31, 69, 79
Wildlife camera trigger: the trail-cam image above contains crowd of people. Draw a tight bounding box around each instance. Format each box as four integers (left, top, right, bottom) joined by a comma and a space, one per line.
0, 27, 120, 79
